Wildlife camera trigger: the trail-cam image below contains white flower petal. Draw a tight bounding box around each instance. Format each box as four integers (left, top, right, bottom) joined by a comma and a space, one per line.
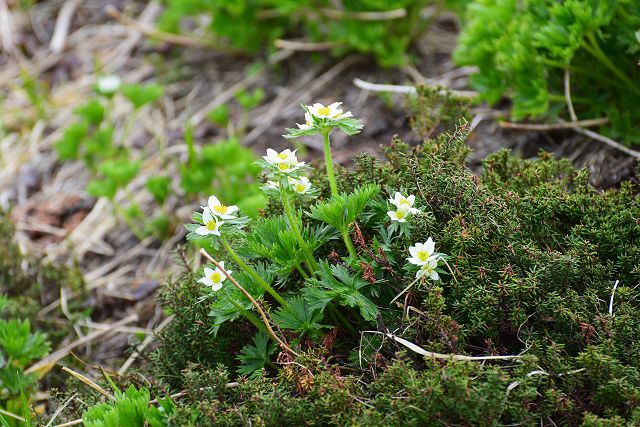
202, 209, 213, 224
195, 226, 209, 236
425, 237, 435, 255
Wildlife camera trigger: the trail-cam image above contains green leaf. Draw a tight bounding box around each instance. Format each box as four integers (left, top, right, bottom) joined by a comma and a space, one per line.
309, 184, 380, 231
272, 296, 327, 340
54, 122, 89, 160
145, 176, 171, 205
74, 99, 105, 126
121, 83, 164, 109
303, 261, 379, 321
236, 331, 277, 377
98, 159, 140, 188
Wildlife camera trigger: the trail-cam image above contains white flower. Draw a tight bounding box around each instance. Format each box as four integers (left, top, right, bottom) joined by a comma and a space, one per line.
416, 258, 440, 280
389, 192, 420, 214
289, 176, 312, 194
407, 238, 437, 266
97, 75, 121, 95
387, 207, 410, 223
296, 112, 314, 131
307, 102, 353, 121
206, 195, 238, 219
198, 261, 232, 291
195, 208, 224, 236
262, 148, 305, 174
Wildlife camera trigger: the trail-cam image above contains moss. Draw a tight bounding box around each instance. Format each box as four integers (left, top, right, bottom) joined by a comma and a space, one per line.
153, 129, 640, 425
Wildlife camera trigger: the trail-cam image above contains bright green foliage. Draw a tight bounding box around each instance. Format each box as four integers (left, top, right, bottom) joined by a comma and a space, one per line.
235, 88, 265, 111
308, 183, 379, 232
455, 0, 640, 144
304, 261, 379, 321
82, 386, 175, 427
120, 83, 164, 110
145, 176, 171, 206
180, 137, 265, 218
0, 319, 49, 427
159, 0, 437, 67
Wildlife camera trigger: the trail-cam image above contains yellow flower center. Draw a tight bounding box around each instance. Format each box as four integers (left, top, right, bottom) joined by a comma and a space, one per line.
317, 106, 330, 116
206, 220, 218, 231
214, 204, 228, 214
399, 198, 410, 206
211, 272, 221, 283
396, 210, 406, 219
306, 120, 312, 126
278, 152, 288, 160
421, 264, 433, 274
278, 163, 290, 171
296, 183, 306, 193
417, 250, 429, 261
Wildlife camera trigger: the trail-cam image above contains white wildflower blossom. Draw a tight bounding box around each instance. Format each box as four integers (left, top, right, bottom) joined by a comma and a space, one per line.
263, 148, 305, 174
198, 261, 232, 291
387, 207, 410, 223
416, 258, 440, 280
307, 102, 353, 121
97, 75, 121, 95
195, 208, 224, 236
289, 176, 312, 194
206, 195, 238, 219
295, 112, 315, 131
407, 238, 437, 266
389, 192, 420, 214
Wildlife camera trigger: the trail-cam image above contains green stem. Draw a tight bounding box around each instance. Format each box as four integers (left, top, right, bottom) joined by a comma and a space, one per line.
341, 228, 358, 259
294, 261, 309, 280
322, 130, 338, 196
280, 188, 320, 272
228, 298, 267, 334
221, 236, 287, 307
584, 33, 640, 94
328, 303, 356, 335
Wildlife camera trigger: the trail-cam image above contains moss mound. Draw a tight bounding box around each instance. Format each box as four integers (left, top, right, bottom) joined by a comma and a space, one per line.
152, 131, 640, 425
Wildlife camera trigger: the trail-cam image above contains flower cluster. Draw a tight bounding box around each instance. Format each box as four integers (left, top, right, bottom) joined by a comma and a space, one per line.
407, 237, 442, 280
262, 148, 306, 175
264, 176, 312, 195
195, 195, 238, 237
387, 192, 421, 223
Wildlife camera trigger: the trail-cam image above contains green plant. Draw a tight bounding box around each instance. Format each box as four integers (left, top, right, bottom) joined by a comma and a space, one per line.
82, 386, 175, 427
454, 0, 640, 144
0, 319, 49, 426
151, 96, 640, 424
159, 0, 441, 67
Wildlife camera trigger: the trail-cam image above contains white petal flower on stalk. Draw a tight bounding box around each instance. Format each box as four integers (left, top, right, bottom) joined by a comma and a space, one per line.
416, 258, 440, 281
198, 262, 232, 291
262, 148, 305, 174
195, 208, 224, 236
207, 195, 238, 219
407, 237, 437, 266
289, 176, 312, 194
308, 102, 353, 120
387, 207, 410, 223
389, 192, 420, 214
296, 113, 314, 131
97, 75, 121, 96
